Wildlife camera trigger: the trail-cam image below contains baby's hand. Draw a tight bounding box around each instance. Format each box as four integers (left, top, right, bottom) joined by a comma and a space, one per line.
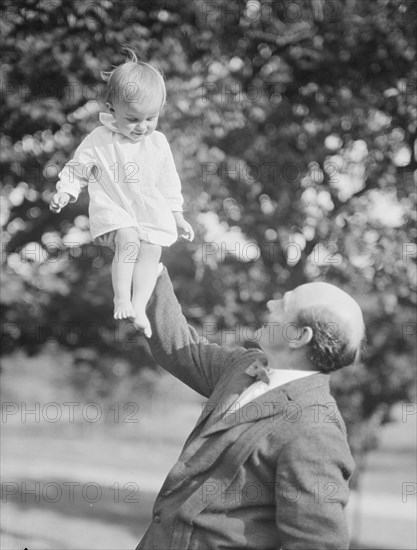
176, 218, 194, 242
173, 212, 194, 242
50, 192, 70, 213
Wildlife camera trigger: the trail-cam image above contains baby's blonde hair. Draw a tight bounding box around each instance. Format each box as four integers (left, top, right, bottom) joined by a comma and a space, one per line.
101, 47, 166, 108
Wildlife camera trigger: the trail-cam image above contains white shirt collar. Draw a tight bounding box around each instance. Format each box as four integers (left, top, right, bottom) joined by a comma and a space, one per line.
99, 112, 123, 134
266, 368, 319, 389
232, 368, 319, 412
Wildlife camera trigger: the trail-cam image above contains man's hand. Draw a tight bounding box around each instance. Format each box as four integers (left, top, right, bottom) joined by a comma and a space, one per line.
173, 212, 195, 242
50, 192, 70, 213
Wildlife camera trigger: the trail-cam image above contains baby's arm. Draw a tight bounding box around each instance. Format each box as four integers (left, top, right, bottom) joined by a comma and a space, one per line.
155, 134, 194, 240
50, 134, 96, 213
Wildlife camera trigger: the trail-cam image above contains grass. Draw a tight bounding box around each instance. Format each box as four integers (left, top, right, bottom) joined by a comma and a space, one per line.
1, 350, 203, 549
1, 350, 416, 549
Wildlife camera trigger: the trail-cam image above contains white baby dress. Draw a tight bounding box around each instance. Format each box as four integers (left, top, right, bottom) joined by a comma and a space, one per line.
56, 112, 184, 246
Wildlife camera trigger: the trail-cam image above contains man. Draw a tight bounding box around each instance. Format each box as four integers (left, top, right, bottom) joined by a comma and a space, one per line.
136, 266, 365, 550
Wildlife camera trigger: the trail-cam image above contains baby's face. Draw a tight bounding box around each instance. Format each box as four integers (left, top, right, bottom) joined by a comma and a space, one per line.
109, 95, 162, 141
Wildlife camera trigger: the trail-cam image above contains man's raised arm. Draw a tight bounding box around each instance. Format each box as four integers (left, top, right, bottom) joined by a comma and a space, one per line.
145, 267, 246, 397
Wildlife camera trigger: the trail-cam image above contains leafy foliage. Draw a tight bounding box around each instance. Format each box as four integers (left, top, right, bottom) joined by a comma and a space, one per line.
1, 0, 416, 458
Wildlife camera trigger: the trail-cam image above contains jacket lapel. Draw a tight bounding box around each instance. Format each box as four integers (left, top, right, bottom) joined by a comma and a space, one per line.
181, 360, 258, 446
202, 385, 288, 436
161, 369, 330, 496
201, 372, 330, 436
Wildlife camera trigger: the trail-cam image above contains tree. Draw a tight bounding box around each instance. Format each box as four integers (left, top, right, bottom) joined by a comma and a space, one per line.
1, 0, 416, 460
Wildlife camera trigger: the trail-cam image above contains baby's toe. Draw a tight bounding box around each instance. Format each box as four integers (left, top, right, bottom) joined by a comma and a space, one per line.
126, 308, 136, 320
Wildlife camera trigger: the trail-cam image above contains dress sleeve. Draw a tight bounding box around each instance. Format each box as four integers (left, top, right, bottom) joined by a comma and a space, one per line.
56, 133, 97, 202
155, 134, 184, 212
145, 267, 247, 397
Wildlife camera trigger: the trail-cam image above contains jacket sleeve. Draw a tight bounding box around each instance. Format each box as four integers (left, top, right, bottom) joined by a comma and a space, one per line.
56, 133, 97, 201
155, 134, 184, 212
274, 421, 355, 550
145, 268, 247, 397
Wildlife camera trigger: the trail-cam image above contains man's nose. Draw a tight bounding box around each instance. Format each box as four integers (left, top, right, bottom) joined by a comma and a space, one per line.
267, 299, 283, 312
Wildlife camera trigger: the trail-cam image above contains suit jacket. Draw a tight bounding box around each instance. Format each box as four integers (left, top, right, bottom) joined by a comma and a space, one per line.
136, 269, 355, 550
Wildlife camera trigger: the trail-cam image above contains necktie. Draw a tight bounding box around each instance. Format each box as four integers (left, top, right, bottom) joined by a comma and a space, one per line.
244, 358, 271, 384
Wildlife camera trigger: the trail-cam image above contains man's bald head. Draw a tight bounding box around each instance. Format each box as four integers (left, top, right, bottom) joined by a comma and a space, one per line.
288, 282, 366, 372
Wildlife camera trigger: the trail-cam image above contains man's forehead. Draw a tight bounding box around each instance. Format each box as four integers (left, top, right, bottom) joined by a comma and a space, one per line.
296, 282, 347, 300
291, 282, 363, 317
270, 284, 344, 305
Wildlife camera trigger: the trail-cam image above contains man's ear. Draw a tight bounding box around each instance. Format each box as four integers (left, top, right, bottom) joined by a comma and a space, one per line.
289, 326, 313, 349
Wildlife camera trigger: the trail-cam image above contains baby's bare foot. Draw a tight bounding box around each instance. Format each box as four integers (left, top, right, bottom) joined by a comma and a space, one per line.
114, 299, 136, 320
133, 310, 152, 338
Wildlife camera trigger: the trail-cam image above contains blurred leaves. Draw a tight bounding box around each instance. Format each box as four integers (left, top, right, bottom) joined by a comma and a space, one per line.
1, 0, 416, 458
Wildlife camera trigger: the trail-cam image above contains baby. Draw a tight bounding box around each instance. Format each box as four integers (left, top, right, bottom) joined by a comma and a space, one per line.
50, 48, 193, 336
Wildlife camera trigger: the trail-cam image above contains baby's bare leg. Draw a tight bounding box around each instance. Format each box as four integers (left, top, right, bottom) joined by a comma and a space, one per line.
131, 242, 162, 337
112, 227, 140, 320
